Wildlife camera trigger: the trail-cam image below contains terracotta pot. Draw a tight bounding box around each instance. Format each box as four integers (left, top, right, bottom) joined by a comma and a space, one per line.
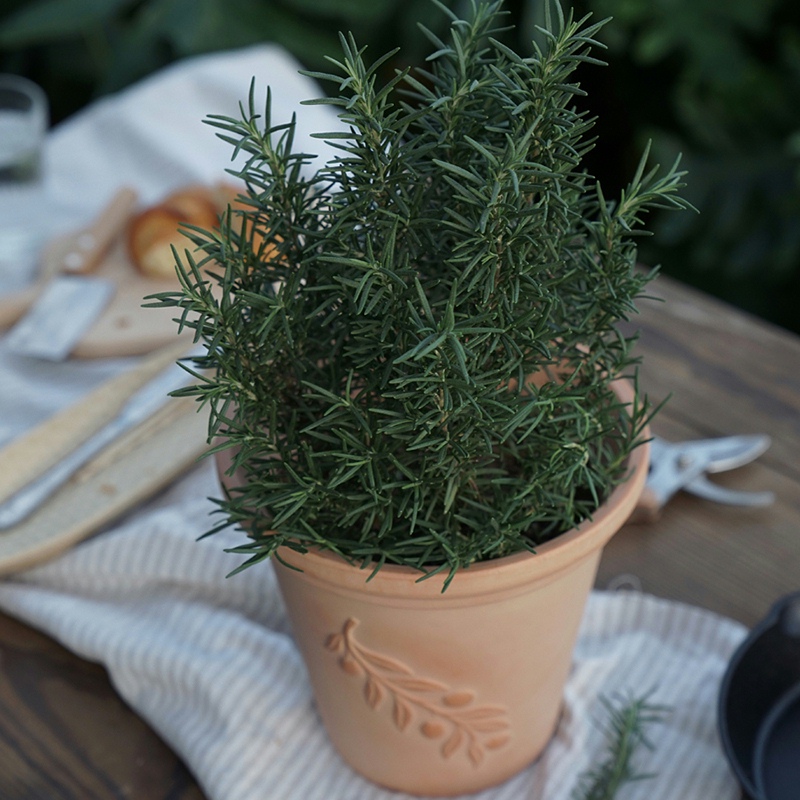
232, 378, 650, 797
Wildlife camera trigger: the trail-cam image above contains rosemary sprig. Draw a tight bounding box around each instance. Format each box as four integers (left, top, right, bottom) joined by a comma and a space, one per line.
571, 692, 670, 800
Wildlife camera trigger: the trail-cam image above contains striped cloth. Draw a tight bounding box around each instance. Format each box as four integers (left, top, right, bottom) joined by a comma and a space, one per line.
0, 44, 747, 800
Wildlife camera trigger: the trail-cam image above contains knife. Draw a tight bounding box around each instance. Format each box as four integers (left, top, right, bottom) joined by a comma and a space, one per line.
0, 350, 202, 529
3, 275, 115, 360
4, 187, 138, 360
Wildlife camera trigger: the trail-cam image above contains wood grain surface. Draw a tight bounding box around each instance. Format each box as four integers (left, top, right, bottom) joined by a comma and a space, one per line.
597, 274, 800, 626
0, 272, 797, 798
0, 612, 204, 800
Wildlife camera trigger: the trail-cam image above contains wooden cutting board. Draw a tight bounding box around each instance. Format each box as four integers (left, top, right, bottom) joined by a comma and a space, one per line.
0, 191, 202, 358
0, 342, 212, 574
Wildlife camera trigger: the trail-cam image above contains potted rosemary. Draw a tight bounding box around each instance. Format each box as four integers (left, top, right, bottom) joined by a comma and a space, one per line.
152, 1, 687, 794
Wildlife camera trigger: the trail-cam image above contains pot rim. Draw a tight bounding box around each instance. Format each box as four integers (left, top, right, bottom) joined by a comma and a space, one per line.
274, 377, 650, 600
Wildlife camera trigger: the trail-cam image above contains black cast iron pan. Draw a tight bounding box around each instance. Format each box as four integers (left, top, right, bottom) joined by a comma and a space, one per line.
718, 591, 800, 800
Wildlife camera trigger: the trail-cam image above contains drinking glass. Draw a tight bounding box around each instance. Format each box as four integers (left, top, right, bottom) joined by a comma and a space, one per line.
0, 74, 48, 291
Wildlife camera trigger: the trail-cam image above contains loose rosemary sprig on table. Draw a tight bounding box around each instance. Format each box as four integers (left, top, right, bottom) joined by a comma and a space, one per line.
571, 693, 670, 800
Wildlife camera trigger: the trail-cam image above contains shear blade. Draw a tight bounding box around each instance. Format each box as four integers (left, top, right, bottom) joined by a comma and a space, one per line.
684, 473, 775, 507
702, 434, 772, 473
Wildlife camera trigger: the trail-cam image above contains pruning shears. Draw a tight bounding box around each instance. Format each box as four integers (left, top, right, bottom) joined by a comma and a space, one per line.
634, 434, 775, 522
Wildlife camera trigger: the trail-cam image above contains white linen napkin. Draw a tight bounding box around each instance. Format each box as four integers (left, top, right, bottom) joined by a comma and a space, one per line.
0, 45, 748, 800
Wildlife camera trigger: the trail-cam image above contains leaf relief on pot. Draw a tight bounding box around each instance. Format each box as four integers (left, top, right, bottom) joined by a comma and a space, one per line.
325, 618, 511, 765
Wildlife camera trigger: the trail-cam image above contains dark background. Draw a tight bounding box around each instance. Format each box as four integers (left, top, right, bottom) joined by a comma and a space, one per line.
2, 0, 798, 334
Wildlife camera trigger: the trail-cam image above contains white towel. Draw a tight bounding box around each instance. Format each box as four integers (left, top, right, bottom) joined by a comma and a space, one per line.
0, 45, 747, 800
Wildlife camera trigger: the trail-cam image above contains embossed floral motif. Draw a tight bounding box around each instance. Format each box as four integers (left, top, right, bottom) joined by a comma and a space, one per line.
325, 618, 511, 765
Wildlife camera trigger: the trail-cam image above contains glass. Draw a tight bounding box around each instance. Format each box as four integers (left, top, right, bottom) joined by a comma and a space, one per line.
0, 74, 48, 291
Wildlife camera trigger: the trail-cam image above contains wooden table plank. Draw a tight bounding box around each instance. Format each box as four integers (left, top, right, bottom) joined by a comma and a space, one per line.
598, 273, 800, 627
623, 275, 800, 476
0, 611, 205, 799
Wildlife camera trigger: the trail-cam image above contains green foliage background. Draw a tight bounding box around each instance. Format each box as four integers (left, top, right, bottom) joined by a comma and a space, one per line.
2, 0, 799, 333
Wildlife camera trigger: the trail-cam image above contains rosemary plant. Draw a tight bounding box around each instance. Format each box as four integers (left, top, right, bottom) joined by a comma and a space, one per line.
151, 1, 688, 583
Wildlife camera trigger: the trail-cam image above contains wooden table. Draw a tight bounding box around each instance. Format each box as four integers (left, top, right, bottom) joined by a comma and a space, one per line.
599, 274, 800, 624
0, 273, 797, 797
